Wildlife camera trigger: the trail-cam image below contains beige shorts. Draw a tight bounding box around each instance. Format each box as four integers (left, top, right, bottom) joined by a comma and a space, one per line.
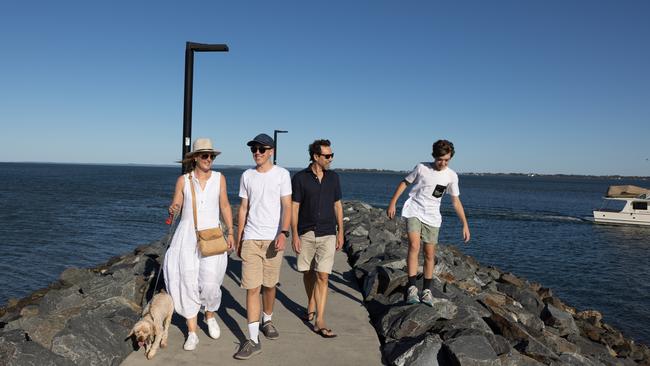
297, 231, 336, 274
406, 217, 440, 245
240, 239, 284, 289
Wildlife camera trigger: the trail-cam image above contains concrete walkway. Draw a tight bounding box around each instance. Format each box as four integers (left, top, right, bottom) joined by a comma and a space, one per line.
121, 250, 382, 366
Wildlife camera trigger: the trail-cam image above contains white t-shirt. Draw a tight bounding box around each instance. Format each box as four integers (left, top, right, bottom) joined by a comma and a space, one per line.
239, 165, 292, 240
401, 163, 460, 227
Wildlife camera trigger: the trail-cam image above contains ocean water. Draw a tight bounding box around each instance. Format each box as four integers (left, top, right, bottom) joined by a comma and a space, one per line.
1, 163, 649, 344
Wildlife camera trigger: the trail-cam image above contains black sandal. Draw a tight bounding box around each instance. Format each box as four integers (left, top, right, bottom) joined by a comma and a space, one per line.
314, 328, 337, 338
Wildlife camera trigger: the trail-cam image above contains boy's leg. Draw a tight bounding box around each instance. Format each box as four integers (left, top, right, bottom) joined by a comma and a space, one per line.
262, 285, 276, 317
406, 217, 423, 304
246, 286, 262, 336
423, 243, 436, 280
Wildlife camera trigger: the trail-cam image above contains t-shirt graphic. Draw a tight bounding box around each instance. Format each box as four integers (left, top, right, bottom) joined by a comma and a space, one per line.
432, 184, 447, 198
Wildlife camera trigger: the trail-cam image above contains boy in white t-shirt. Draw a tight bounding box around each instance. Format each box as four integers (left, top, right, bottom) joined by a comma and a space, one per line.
387, 140, 470, 306
235, 133, 292, 360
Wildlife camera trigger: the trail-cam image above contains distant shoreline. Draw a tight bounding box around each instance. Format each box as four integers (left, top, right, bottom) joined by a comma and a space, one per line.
1, 161, 648, 180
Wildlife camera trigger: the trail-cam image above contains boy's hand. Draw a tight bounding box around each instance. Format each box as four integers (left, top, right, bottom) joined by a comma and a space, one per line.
386, 203, 396, 219
462, 225, 471, 243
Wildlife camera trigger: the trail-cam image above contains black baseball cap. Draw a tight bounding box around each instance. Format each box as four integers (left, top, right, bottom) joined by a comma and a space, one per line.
246, 133, 275, 148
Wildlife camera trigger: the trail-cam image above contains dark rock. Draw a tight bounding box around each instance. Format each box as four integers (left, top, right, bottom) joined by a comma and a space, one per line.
499, 351, 546, 366
362, 270, 379, 301
443, 335, 500, 365
500, 273, 526, 288
378, 301, 457, 341
353, 242, 386, 266
59, 267, 94, 286
387, 334, 443, 366
567, 333, 621, 366
504, 303, 545, 336
497, 283, 544, 316
50, 298, 139, 365
515, 337, 560, 364
553, 352, 602, 366
369, 227, 399, 245
377, 266, 408, 297
541, 304, 579, 337
434, 304, 494, 336
38, 287, 85, 315
575, 310, 603, 327
4, 311, 73, 350
442, 328, 512, 357
540, 329, 579, 355
0, 329, 74, 366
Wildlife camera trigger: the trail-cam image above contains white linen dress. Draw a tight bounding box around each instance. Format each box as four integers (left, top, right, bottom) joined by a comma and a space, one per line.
163, 171, 228, 319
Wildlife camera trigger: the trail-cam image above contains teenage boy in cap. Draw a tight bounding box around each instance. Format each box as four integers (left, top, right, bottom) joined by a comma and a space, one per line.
291, 139, 344, 338
386, 139, 470, 306
235, 133, 292, 360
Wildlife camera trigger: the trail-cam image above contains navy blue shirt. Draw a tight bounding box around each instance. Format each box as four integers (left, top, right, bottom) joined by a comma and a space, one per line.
291, 167, 342, 237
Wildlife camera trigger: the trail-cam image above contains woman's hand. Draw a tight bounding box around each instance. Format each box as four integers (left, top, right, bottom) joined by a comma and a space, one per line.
168, 203, 180, 216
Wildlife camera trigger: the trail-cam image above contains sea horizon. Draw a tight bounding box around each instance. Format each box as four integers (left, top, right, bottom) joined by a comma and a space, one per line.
2, 161, 649, 180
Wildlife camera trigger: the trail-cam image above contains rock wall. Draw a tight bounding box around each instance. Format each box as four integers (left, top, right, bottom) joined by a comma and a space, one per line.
2, 200, 649, 365
342, 201, 650, 366
0, 239, 167, 365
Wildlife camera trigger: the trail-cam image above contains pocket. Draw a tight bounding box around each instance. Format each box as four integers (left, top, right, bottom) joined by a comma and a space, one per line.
432, 184, 447, 198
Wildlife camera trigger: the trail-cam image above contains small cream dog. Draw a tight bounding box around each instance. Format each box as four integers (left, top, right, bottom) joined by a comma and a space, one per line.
128, 291, 174, 359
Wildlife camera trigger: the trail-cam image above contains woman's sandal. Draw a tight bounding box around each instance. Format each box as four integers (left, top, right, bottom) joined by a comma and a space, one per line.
301, 311, 316, 322
314, 328, 337, 338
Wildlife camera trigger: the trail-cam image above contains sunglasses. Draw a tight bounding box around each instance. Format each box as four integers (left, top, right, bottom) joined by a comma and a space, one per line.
319, 153, 334, 159
199, 153, 216, 160
250, 146, 271, 154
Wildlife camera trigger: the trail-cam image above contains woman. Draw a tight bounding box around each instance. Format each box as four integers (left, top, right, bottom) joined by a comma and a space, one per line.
163, 138, 234, 351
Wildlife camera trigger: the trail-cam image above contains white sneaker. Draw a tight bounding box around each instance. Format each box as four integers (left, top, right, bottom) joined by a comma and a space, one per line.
205, 317, 221, 339
183, 332, 199, 351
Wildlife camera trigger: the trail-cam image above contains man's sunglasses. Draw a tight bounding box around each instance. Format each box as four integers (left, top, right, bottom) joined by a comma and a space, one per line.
250, 146, 271, 154
319, 153, 334, 159
199, 153, 216, 160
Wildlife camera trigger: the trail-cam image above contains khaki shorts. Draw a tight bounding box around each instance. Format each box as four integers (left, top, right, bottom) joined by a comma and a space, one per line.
240, 239, 284, 289
297, 231, 336, 274
406, 217, 440, 245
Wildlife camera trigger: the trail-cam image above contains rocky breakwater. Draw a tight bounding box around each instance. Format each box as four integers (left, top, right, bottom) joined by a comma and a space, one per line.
0, 238, 168, 365
342, 201, 650, 366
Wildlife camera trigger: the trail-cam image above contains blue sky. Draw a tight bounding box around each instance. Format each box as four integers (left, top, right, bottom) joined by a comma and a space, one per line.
1, 0, 648, 175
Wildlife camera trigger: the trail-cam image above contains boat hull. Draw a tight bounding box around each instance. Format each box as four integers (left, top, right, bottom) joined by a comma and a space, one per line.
592, 210, 650, 226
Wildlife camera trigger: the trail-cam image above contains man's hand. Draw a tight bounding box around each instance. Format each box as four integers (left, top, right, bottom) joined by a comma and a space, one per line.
336, 232, 344, 251
226, 234, 235, 251
292, 236, 301, 254
386, 203, 396, 219
275, 234, 286, 251
462, 225, 471, 243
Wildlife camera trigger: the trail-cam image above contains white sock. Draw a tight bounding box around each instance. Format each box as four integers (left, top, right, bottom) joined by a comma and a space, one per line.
262, 312, 273, 323
248, 322, 260, 343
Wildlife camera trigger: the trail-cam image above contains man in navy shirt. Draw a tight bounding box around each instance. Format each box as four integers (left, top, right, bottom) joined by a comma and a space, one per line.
291, 139, 343, 338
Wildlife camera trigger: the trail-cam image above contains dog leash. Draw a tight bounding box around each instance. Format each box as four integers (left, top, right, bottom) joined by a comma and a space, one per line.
140, 211, 179, 307
153, 212, 179, 291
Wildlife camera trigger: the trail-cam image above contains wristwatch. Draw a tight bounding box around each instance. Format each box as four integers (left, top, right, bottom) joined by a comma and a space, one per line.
281, 230, 290, 238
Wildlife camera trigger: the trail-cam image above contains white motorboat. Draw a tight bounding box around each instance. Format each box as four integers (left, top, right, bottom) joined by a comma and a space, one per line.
593, 185, 650, 226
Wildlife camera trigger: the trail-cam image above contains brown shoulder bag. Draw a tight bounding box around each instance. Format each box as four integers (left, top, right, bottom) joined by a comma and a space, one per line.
189, 173, 228, 256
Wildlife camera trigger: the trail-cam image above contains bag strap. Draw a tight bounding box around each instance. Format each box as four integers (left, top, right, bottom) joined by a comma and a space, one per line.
188, 172, 199, 233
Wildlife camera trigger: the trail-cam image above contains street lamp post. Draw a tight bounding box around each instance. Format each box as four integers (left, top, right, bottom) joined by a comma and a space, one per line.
181, 42, 229, 173
273, 130, 288, 165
